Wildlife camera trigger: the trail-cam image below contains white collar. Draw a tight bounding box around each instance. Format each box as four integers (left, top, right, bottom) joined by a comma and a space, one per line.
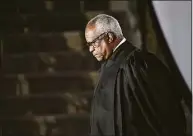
113, 37, 126, 52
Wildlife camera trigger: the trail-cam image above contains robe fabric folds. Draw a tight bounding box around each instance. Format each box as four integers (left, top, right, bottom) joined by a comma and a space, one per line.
89, 41, 188, 136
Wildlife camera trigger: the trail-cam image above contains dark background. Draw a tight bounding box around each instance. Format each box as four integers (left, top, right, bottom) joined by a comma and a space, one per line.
0, 0, 191, 136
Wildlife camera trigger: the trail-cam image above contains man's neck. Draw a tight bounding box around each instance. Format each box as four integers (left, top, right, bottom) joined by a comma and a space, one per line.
101, 37, 126, 63
113, 37, 126, 52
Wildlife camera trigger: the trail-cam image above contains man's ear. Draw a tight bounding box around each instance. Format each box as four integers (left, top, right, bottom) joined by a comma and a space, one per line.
107, 32, 114, 43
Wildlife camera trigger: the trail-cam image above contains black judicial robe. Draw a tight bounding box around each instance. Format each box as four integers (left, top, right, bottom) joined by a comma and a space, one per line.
89, 41, 188, 136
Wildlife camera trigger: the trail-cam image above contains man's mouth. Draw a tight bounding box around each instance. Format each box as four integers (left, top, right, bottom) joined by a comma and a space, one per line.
94, 54, 101, 58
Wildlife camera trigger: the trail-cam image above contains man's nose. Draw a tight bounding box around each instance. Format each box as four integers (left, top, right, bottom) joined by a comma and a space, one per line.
89, 46, 94, 52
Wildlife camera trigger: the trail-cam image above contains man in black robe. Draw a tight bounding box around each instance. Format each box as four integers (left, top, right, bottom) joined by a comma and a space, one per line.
85, 14, 190, 136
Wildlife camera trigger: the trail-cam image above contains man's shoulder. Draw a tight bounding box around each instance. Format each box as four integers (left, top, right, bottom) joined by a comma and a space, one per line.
120, 49, 158, 68
120, 49, 169, 77
126, 49, 158, 61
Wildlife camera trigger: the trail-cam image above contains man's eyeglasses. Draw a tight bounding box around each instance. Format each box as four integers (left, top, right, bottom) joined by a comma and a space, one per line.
86, 32, 109, 48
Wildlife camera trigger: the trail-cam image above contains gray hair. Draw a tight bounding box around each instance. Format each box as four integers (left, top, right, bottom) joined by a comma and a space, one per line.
87, 14, 124, 39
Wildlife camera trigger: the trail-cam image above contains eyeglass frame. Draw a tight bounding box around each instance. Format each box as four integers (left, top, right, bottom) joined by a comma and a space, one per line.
86, 31, 113, 48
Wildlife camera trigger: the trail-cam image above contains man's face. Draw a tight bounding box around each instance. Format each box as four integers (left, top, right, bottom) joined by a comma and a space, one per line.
85, 27, 113, 61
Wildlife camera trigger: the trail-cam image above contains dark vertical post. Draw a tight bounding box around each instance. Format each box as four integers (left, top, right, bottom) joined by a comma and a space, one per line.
0, 39, 3, 74
136, 0, 148, 52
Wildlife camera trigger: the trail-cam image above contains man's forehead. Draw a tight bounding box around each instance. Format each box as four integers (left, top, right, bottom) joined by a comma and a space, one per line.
85, 26, 97, 42
86, 24, 95, 30
85, 30, 94, 37
85, 25, 95, 34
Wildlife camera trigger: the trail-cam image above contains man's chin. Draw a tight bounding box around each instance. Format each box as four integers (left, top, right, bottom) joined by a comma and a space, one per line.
95, 56, 103, 61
